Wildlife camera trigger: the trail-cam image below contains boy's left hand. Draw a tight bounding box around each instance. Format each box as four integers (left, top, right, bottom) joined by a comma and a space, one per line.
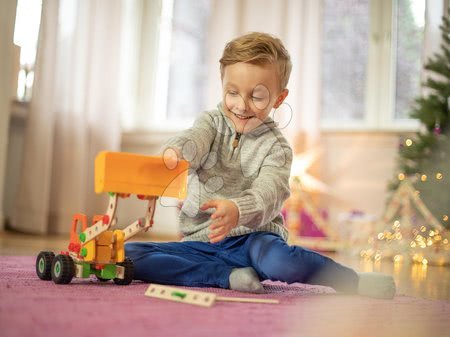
200, 199, 239, 243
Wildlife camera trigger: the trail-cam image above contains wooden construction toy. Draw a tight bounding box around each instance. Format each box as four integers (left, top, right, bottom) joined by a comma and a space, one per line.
145, 284, 280, 307
36, 151, 189, 285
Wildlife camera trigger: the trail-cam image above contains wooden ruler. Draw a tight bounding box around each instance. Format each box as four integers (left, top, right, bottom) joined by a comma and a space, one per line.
145, 284, 279, 307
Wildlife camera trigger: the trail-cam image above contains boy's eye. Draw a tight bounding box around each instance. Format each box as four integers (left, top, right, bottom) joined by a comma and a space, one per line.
252, 96, 263, 101
228, 91, 238, 96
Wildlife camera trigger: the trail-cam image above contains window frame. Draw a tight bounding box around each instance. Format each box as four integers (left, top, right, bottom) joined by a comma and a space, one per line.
320, 0, 421, 132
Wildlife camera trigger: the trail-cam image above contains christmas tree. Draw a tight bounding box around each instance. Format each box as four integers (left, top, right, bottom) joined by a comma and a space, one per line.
390, 9, 450, 229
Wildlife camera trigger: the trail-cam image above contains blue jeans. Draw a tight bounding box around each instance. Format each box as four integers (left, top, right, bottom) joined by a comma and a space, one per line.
125, 232, 358, 293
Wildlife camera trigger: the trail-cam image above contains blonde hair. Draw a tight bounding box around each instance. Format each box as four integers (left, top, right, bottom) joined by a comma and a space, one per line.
219, 32, 292, 90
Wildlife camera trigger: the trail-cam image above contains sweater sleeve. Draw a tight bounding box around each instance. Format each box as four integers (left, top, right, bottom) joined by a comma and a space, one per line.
229, 140, 293, 229
160, 112, 217, 170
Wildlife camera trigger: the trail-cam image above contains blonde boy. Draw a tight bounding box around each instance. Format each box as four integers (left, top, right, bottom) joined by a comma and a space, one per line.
125, 32, 395, 298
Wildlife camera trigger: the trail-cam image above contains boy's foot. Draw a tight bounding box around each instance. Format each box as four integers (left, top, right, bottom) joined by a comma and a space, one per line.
229, 267, 265, 294
357, 272, 396, 299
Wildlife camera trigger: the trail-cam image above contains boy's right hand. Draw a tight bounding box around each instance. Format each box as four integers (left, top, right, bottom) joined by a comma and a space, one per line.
163, 147, 180, 170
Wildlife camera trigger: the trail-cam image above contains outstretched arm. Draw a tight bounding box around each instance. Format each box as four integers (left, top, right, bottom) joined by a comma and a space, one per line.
161, 112, 217, 171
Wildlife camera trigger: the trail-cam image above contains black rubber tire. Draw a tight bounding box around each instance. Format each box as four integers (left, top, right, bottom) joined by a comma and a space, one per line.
113, 258, 134, 285
51, 254, 75, 284
36, 251, 55, 280
96, 275, 110, 282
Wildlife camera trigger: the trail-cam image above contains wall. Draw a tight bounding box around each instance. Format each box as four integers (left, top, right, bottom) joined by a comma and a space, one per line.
319, 132, 402, 230
0, 0, 18, 231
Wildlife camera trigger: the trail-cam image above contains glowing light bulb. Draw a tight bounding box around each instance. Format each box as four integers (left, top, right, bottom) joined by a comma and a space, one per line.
421, 174, 427, 182
398, 173, 405, 181
405, 139, 413, 146
436, 173, 443, 180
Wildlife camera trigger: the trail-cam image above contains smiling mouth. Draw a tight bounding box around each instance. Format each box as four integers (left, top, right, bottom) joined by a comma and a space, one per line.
232, 112, 255, 120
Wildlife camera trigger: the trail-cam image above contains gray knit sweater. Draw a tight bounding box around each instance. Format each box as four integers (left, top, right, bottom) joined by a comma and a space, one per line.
162, 103, 293, 242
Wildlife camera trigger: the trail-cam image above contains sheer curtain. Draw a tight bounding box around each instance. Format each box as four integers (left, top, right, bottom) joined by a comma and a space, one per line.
205, 0, 323, 152
11, 0, 125, 234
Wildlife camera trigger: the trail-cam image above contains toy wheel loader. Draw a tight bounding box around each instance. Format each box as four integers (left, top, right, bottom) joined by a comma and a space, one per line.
36, 151, 188, 285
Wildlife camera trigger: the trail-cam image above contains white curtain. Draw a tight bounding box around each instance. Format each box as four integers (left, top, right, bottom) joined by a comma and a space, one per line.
11, 0, 124, 234
205, 0, 323, 152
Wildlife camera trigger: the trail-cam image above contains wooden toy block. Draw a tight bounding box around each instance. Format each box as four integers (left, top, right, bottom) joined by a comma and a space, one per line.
96, 245, 113, 264
113, 230, 125, 262
100, 264, 117, 279
70, 214, 88, 248
145, 284, 280, 307
97, 230, 114, 246
95, 151, 189, 198
75, 264, 84, 278
115, 265, 125, 279
81, 240, 96, 262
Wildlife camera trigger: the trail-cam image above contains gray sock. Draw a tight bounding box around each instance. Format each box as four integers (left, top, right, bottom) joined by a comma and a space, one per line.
229, 267, 265, 294
357, 272, 396, 299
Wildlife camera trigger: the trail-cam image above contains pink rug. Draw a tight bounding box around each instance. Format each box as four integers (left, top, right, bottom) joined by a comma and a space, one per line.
1, 256, 449, 337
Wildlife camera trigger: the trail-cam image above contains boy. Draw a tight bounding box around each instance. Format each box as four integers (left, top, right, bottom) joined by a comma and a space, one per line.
125, 32, 396, 299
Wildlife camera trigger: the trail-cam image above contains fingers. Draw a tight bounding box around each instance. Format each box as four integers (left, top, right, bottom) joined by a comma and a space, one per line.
200, 199, 218, 211
209, 233, 227, 244
208, 224, 228, 243
209, 216, 227, 230
208, 216, 229, 243
163, 148, 180, 170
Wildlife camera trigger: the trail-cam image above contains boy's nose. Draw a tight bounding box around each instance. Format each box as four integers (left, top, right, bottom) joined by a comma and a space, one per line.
235, 100, 247, 113
238, 96, 254, 112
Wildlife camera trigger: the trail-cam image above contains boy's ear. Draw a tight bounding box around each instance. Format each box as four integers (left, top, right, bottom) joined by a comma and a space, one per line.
274, 89, 289, 108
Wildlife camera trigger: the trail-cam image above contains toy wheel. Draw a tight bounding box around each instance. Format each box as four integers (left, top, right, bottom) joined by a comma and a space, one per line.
36, 251, 55, 280
113, 258, 134, 285
96, 276, 110, 282
51, 254, 75, 284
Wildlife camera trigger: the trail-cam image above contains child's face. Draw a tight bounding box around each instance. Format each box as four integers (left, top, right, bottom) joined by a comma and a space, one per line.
222, 62, 289, 133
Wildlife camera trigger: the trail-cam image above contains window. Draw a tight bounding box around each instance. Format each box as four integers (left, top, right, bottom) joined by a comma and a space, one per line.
321, 0, 370, 123
150, 0, 211, 130
321, 0, 425, 131
394, 0, 426, 119
13, 0, 43, 102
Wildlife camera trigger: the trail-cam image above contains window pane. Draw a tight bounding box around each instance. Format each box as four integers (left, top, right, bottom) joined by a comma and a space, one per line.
166, 0, 211, 120
321, 0, 370, 122
394, 0, 425, 119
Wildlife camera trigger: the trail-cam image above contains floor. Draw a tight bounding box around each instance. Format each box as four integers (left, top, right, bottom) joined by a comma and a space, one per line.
1, 229, 449, 301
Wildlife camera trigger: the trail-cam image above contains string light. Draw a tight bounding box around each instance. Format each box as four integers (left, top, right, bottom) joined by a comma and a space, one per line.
359, 179, 450, 266
362, 220, 449, 265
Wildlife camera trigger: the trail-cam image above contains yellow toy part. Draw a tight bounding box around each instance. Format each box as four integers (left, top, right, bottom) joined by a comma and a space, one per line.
81, 239, 96, 262
96, 230, 114, 246
95, 151, 189, 199
113, 229, 125, 263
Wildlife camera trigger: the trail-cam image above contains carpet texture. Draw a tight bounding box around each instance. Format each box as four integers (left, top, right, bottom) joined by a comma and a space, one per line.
1, 256, 449, 337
